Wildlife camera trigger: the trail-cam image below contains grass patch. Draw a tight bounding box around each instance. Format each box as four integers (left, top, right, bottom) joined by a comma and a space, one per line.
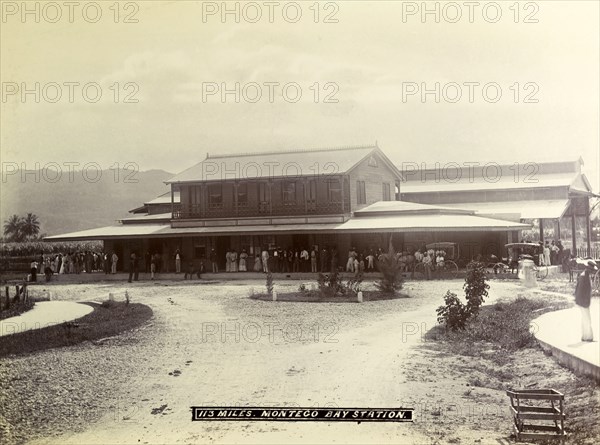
249, 290, 410, 303
426, 297, 569, 354
0, 299, 36, 321
0, 300, 153, 357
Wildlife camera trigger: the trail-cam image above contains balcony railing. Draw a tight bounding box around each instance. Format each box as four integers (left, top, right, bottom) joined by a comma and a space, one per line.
172, 199, 349, 220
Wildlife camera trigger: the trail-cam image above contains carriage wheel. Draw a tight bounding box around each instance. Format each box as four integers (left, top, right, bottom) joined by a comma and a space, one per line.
413, 262, 426, 280
443, 261, 459, 279
492, 262, 509, 275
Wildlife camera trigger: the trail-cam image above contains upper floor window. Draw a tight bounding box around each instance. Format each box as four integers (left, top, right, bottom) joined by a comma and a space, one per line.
368, 156, 378, 167
328, 178, 341, 202
307, 179, 317, 202
208, 184, 222, 208
382, 183, 391, 201
258, 182, 270, 203
282, 181, 297, 204
237, 182, 248, 206
357, 181, 366, 204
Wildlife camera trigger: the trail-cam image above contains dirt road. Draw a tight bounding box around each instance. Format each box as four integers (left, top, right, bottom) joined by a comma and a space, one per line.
1, 279, 528, 444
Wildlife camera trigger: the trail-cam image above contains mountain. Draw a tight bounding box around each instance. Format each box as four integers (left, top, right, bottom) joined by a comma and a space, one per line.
1, 168, 173, 236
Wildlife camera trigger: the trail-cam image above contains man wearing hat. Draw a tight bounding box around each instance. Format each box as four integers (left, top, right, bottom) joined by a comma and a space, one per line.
574, 259, 598, 342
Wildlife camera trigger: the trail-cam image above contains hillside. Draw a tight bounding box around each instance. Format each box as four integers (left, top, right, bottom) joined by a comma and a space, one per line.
1, 168, 173, 236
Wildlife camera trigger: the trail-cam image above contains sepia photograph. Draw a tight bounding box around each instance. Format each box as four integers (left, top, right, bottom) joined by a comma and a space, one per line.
1, 1, 599, 444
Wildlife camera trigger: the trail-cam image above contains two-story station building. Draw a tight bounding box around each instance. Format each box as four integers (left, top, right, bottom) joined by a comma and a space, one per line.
47, 144, 540, 272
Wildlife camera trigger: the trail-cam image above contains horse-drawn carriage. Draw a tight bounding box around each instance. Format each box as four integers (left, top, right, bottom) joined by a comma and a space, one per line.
413, 242, 460, 280
483, 243, 549, 280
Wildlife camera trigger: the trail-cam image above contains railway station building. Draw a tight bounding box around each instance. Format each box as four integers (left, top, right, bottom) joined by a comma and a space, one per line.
46, 145, 595, 272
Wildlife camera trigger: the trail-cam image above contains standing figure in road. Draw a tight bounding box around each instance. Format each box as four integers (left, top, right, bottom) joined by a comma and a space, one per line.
575, 259, 597, 342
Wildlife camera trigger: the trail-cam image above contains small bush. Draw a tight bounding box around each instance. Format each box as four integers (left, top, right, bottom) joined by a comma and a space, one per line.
345, 272, 363, 295
463, 261, 489, 316
317, 271, 346, 298
374, 242, 404, 295
436, 291, 469, 331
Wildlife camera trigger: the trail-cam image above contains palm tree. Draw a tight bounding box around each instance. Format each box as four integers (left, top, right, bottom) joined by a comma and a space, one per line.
21, 213, 41, 239
3, 214, 24, 242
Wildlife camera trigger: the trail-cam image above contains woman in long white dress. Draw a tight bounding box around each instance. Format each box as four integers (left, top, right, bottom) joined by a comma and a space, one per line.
239, 250, 248, 272
225, 250, 231, 272
231, 250, 238, 272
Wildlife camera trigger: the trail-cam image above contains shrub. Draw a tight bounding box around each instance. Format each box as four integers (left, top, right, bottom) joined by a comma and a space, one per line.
374, 240, 404, 295
463, 261, 489, 317
345, 272, 363, 295
317, 271, 346, 298
436, 291, 469, 331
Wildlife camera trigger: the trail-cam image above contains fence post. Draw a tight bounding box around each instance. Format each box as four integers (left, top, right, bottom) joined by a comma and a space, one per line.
4, 286, 8, 310
15, 285, 20, 304
23, 283, 28, 304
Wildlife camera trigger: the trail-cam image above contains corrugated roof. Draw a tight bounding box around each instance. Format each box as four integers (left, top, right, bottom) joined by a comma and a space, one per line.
120, 213, 172, 223
44, 224, 170, 241
337, 214, 529, 232
354, 200, 474, 216
441, 199, 570, 220
145, 191, 180, 205
400, 172, 587, 194
165, 144, 397, 183
45, 200, 529, 240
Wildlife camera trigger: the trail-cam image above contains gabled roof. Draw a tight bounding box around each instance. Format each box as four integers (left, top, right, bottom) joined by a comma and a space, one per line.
165, 144, 403, 184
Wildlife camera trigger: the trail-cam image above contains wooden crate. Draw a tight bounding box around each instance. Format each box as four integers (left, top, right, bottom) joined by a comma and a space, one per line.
506, 389, 566, 441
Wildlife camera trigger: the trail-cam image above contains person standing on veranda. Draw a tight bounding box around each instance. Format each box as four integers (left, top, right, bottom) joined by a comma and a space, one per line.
175, 249, 182, 274
230, 249, 238, 272
261, 248, 270, 273
209, 248, 218, 273
225, 249, 232, 272
575, 259, 598, 342
111, 252, 118, 274
239, 249, 248, 272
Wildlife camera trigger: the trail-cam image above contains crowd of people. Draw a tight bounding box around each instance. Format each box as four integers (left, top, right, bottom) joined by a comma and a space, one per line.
29, 250, 118, 282
211, 246, 411, 276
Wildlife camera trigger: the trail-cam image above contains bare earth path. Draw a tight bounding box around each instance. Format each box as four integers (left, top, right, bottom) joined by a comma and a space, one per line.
1, 279, 528, 444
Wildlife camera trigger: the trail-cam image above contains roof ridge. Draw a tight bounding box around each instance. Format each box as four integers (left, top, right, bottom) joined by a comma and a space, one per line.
206, 143, 377, 159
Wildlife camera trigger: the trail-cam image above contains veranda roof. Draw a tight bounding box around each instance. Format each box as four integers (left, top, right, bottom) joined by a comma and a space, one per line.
440, 199, 570, 220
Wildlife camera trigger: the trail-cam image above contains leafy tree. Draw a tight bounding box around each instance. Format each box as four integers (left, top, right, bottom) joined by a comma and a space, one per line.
21, 213, 40, 239
3, 214, 24, 242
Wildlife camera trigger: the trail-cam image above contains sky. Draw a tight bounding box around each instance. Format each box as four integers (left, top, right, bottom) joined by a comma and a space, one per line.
1, 0, 599, 190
